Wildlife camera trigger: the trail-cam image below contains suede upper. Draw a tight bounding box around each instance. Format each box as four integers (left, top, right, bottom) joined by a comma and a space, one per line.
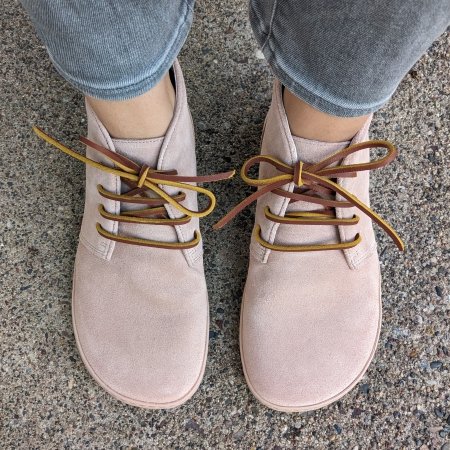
73, 61, 208, 408
241, 81, 382, 411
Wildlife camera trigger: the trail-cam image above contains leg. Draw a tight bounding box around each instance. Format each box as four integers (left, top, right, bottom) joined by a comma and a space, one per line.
235, 0, 449, 411
20, 0, 223, 409
86, 74, 175, 139
20, 0, 190, 138
251, 0, 449, 142
251, 0, 449, 119
283, 92, 370, 141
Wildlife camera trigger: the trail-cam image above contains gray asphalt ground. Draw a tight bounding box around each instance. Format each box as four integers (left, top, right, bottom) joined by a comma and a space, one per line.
1, 1, 449, 448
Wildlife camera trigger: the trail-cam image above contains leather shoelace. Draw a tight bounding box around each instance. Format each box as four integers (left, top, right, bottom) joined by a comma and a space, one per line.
33, 126, 234, 250
214, 140, 405, 252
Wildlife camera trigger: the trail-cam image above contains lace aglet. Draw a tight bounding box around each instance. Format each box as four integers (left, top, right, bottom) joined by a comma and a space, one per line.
32, 126, 71, 154
212, 220, 225, 231
32, 125, 48, 141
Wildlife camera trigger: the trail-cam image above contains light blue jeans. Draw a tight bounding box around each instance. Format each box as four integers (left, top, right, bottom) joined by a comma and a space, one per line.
20, 0, 449, 116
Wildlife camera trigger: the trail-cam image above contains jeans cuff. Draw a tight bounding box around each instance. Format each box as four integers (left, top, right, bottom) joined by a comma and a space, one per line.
249, 4, 392, 117
46, 3, 193, 101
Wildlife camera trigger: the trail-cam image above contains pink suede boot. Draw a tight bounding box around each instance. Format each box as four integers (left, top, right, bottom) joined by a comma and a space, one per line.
34, 61, 233, 408
216, 80, 403, 412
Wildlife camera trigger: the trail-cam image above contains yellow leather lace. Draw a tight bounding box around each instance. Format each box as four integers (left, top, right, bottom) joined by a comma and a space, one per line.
215, 140, 405, 252
34, 126, 235, 250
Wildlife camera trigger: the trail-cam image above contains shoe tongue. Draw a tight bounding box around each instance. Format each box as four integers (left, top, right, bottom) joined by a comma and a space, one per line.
274, 135, 352, 248
286, 136, 350, 216
110, 136, 165, 206
111, 136, 165, 168
292, 135, 350, 164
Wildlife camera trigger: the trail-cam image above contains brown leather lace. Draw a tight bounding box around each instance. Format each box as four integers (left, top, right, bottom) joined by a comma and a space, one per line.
33, 127, 234, 250
214, 140, 405, 252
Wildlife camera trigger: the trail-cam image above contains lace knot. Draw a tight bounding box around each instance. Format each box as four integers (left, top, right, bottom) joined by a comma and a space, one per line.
32, 126, 235, 250
293, 161, 304, 187
215, 140, 405, 252
137, 165, 150, 188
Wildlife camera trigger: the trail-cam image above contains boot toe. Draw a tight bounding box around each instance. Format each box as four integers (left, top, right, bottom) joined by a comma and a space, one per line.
241, 254, 381, 412
72, 243, 208, 408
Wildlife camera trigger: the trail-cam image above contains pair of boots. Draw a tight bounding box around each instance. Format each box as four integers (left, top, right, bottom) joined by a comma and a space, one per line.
35, 61, 403, 411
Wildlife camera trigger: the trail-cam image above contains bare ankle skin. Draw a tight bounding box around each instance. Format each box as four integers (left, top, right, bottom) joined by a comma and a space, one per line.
86, 71, 175, 139
283, 88, 370, 142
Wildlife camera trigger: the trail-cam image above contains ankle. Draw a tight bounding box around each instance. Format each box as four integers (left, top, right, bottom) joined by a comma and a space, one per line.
86, 72, 175, 139
283, 88, 369, 142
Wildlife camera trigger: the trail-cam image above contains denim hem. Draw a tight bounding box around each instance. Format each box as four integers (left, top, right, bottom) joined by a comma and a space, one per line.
46, 2, 193, 100
249, 4, 391, 117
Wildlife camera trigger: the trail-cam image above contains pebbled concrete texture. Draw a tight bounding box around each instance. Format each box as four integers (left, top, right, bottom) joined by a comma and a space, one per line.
1, 0, 449, 448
